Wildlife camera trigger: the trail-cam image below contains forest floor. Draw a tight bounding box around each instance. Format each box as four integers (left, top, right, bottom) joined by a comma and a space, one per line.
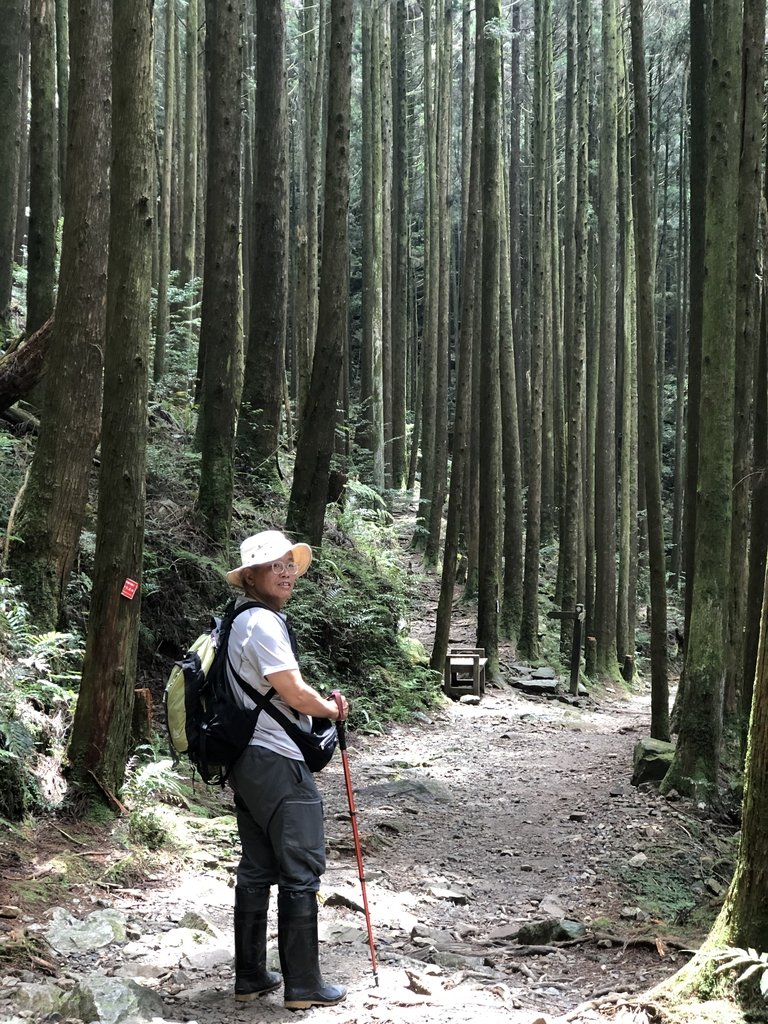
0, 497, 744, 1024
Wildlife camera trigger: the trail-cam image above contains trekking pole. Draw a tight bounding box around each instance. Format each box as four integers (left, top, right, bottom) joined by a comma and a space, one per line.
332, 690, 379, 987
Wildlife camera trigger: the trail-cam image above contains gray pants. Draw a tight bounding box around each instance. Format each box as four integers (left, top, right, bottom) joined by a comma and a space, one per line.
230, 745, 326, 894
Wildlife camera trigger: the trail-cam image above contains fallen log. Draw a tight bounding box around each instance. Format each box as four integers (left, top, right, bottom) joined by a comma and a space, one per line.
0, 316, 53, 413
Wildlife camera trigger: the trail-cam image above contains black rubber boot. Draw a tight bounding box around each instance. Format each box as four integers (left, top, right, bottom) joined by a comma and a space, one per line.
278, 890, 347, 1010
234, 886, 282, 1001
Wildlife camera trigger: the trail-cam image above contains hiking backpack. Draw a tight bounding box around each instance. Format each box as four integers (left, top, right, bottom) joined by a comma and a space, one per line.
164, 600, 261, 785
164, 600, 337, 784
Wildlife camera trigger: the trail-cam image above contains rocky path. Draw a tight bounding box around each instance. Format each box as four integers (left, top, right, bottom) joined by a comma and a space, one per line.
2, 679, 722, 1024
1, 499, 726, 1023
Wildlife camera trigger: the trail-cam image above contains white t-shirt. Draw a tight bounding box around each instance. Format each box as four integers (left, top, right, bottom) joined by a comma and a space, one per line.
226, 602, 311, 760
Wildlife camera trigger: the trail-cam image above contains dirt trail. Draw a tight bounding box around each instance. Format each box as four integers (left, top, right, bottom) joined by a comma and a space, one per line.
2, 503, 722, 1024
58, 681, 701, 1024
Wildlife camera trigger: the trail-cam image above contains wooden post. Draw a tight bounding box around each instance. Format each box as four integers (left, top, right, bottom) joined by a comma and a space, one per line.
547, 604, 586, 696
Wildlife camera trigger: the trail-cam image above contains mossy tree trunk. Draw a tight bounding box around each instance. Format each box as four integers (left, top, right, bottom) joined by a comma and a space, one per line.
68, 0, 153, 798
196, 0, 244, 546
286, 0, 353, 546
662, 0, 740, 800
724, 0, 765, 742
7, 0, 110, 630
743, 306, 767, 740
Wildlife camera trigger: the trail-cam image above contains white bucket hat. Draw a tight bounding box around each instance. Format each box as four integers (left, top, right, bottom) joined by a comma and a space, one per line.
226, 530, 313, 588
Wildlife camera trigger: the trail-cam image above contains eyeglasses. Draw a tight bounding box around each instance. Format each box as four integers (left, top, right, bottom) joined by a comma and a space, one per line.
271, 560, 299, 576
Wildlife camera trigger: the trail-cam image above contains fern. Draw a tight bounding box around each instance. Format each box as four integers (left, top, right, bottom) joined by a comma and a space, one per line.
712, 946, 768, 1000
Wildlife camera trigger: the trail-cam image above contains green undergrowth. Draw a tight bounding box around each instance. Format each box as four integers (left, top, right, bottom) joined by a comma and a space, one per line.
610, 813, 737, 937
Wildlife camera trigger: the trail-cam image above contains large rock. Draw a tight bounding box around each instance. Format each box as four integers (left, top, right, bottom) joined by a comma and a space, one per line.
631, 737, 675, 787
62, 976, 167, 1024
44, 907, 126, 953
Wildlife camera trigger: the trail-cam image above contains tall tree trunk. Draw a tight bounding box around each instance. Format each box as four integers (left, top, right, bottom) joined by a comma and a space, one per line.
477, 0, 501, 679
380, 8, 394, 488
630, 0, 669, 740
671, 71, 688, 591
0, 0, 24, 328
390, 0, 409, 489
662, 0, 741, 800
425, 0, 452, 563
431, 3, 483, 672
682, 0, 710, 643
360, 0, 384, 488
178, 0, 198, 349
593, 0, 619, 678
415, 0, 438, 549
743, 298, 768, 737
724, 0, 765, 740
27, 0, 57, 335
14, 1, 31, 268
7, 0, 110, 630
68, 0, 153, 799
54, 0, 68, 196
196, 0, 244, 545
286, 0, 353, 546
517, 0, 549, 660
499, 163, 523, 639
559, 0, 589, 651
295, 0, 326, 426
154, 0, 176, 382
238, 0, 288, 477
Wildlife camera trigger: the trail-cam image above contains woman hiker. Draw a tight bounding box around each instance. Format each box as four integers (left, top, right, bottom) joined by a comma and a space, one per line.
224, 530, 349, 1009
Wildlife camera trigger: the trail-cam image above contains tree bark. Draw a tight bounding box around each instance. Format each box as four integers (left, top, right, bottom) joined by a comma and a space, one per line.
662, 0, 740, 799
630, 0, 669, 741
238, 0, 288, 478
68, 0, 153, 798
390, 0, 409, 489
286, 0, 353, 545
26, 0, 57, 335
196, 0, 244, 545
431, 0, 483, 672
153, 0, 175, 382
593, 0, 619, 678
0, 316, 53, 413
7, 0, 111, 631
0, 0, 24, 326
724, 0, 765, 738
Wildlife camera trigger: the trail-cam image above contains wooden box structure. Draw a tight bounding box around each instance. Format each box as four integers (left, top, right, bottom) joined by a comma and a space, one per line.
443, 647, 487, 699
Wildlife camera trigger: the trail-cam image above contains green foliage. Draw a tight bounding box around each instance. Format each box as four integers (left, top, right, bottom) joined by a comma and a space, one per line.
0, 580, 81, 821
121, 749, 185, 850
712, 947, 768, 1001
289, 534, 441, 732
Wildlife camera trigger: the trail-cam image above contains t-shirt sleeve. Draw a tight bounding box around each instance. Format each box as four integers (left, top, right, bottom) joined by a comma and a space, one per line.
237, 607, 299, 681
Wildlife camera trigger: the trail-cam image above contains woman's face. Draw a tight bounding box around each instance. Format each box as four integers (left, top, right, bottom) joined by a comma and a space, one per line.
242, 557, 297, 610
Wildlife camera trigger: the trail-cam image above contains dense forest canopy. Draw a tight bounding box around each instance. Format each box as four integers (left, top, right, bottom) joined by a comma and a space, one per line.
1, 0, 768, 1000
